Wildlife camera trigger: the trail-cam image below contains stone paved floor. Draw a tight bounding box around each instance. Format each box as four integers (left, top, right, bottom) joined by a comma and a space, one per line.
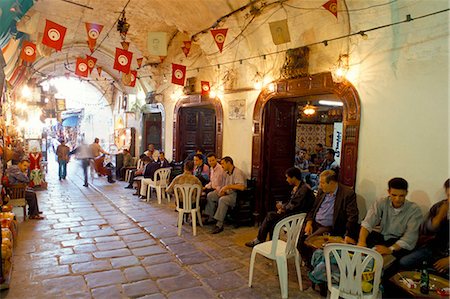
1, 154, 321, 299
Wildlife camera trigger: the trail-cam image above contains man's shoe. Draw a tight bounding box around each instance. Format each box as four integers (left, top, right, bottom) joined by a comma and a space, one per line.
211, 226, 224, 234
203, 218, 216, 225
132, 192, 139, 196
108, 180, 116, 183
139, 195, 146, 200
124, 185, 134, 189
245, 239, 262, 248
83, 183, 88, 187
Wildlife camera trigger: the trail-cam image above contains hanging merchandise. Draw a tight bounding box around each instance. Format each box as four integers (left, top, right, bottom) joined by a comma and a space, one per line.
322, 0, 338, 18
113, 47, 133, 73
41, 19, 67, 51
85, 22, 104, 51
171, 63, 186, 86
20, 41, 37, 62
269, 19, 291, 45
75, 57, 89, 77
210, 28, 228, 53
201, 81, 210, 96
86, 55, 97, 73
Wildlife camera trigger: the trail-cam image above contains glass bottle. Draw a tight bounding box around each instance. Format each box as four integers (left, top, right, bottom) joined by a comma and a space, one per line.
420, 261, 429, 294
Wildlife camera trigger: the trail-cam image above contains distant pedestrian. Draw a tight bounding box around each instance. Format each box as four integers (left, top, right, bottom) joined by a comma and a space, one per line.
70, 141, 93, 187
56, 140, 70, 180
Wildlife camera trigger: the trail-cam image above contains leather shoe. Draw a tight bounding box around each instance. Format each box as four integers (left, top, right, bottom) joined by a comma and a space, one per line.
108, 180, 116, 183
202, 218, 216, 225
211, 226, 224, 234
124, 185, 133, 189
139, 195, 146, 200
83, 184, 88, 187
245, 239, 262, 248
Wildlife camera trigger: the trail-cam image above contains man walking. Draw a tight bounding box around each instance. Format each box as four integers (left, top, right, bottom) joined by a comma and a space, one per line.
56, 140, 70, 180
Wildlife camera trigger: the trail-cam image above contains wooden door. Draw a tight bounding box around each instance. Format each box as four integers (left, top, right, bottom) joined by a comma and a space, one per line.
144, 113, 162, 151
261, 100, 297, 216
178, 107, 216, 161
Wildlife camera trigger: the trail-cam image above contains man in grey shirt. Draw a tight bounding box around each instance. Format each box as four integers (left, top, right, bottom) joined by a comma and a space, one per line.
357, 177, 423, 261
204, 156, 246, 234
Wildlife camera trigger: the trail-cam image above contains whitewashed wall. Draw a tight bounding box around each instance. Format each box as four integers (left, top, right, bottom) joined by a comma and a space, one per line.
157, 0, 448, 214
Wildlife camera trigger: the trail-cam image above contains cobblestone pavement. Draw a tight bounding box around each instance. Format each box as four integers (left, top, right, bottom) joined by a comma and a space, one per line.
2, 156, 321, 299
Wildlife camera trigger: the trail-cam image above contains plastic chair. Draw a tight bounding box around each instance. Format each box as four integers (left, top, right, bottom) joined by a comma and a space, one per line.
7, 184, 27, 221
323, 244, 383, 299
248, 213, 306, 299
173, 184, 203, 236
124, 157, 140, 182
146, 167, 171, 203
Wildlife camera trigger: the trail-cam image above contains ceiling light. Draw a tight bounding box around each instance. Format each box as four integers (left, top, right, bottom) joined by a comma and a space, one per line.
318, 100, 343, 106
302, 102, 316, 116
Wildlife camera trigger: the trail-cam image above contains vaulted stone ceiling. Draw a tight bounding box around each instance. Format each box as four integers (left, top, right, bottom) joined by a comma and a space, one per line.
18, 0, 251, 85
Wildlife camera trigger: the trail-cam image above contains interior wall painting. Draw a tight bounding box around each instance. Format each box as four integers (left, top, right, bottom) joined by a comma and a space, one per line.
228, 99, 246, 120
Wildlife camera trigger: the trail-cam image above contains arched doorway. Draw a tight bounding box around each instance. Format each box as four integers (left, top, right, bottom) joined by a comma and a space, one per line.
251, 72, 361, 217
173, 95, 223, 161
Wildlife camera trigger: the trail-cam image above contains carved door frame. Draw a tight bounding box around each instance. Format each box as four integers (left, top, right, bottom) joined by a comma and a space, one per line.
251, 72, 361, 214
173, 95, 223, 161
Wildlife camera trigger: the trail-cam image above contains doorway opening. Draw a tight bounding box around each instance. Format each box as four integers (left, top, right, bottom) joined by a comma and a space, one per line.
251, 72, 361, 217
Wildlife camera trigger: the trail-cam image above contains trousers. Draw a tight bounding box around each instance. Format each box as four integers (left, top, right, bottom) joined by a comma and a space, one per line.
204, 190, 237, 227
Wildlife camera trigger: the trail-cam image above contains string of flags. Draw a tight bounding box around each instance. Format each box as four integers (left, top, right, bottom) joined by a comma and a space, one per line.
18, 0, 339, 87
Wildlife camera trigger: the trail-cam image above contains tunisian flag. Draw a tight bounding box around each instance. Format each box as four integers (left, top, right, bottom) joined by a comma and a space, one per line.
42, 19, 67, 51
171, 63, 186, 86
123, 70, 137, 87
322, 0, 338, 18
20, 41, 37, 62
210, 28, 228, 53
113, 47, 133, 73
85, 22, 103, 50
86, 55, 97, 73
75, 57, 89, 77
201, 81, 210, 96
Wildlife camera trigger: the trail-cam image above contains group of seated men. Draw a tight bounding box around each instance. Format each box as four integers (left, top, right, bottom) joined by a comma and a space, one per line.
246, 168, 449, 280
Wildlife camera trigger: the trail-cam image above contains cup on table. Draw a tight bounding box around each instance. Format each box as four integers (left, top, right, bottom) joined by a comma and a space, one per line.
322, 232, 330, 242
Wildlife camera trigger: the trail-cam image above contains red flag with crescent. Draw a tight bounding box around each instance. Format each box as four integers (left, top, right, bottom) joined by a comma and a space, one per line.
86, 55, 97, 73
113, 47, 133, 73
137, 57, 143, 68
171, 63, 186, 86
20, 41, 37, 62
75, 57, 89, 77
129, 70, 137, 87
201, 81, 210, 96
322, 0, 338, 18
210, 28, 228, 53
85, 23, 103, 51
42, 19, 67, 51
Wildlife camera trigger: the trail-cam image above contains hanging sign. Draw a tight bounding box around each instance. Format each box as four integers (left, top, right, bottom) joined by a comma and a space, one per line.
136, 57, 143, 68
148, 32, 167, 56
20, 41, 37, 62
113, 47, 133, 73
171, 63, 186, 86
42, 19, 67, 51
86, 55, 97, 73
269, 19, 291, 45
210, 28, 228, 53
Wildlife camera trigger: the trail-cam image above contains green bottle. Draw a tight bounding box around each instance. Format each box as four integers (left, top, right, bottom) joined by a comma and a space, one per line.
420, 261, 429, 294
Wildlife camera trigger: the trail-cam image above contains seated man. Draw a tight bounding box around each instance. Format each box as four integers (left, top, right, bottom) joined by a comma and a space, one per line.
166, 161, 202, 206
357, 177, 423, 262
204, 156, 246, 234
157, 152, 170, 168
318, 149, 339, 174
117, 148, 133, 180
90, 138, 115, 183
245, 167, 315, 247
184, 147, 206, 164
6, 158, 44, 220
132, 155, 151, 195
399, 179, 449, 276
139, 157, 161, 200
299, 170, 359, 262
193, 153, 210, 186
201, 153, 225, 212
124, 154, 146, 189
144, 144, 159, 162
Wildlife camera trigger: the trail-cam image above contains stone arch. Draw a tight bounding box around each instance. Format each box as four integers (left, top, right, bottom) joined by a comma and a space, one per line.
251, 72, 361, 213
173, 95, 224, 161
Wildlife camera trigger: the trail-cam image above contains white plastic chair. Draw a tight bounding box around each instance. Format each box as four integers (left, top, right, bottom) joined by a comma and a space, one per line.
146, 167, 171, 203
248, 213, 306, 299
323, 244, 383, 299
173, 184, 203, 236
125, 158, 142, 183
